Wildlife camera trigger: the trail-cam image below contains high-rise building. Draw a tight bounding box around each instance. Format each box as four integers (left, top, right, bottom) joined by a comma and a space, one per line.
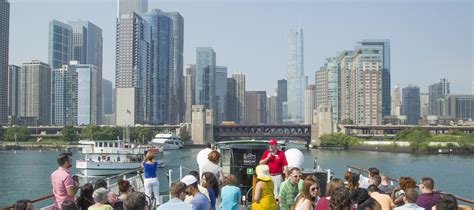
267, 95, 277, 124
391, 84, 401, 116
226, 77, 237, 122
338, 50, 354, 122
52, 62, 78, 125
102, 79, 113, 115
19, 60, 51, 125
195, 47, 216, 111
68, 20, 103, 124
287, 27, 304, 123
402, 85, 420, 125
441, 95, 474, 120
315, 58, 339, 124
304, 85, 316, 124
8, 65, 20, 123
0, 0, 9, 125
276, 79, 287, 123
244, 91, 267, 125
315, 66, 328, 110
215, 66, 227, 123
184, 64, 194, 123
49, 20, 72, 69
167, 12, 184, 123
77, 64, 99, 125
359, 39, 391, 118
352, 46, 383, 125
232, 72, 246, 123
115, 0, 151, 125
429, 78, 450, 116
420, 93, 429, 119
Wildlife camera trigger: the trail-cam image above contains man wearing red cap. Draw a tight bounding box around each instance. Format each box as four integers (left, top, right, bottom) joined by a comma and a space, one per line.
259, 138, 288, 199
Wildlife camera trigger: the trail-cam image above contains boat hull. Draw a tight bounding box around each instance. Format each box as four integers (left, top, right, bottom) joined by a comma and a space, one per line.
76, 160, 164, 176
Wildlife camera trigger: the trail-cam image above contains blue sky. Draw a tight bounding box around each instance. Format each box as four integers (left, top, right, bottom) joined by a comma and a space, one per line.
9, 0, 473, 94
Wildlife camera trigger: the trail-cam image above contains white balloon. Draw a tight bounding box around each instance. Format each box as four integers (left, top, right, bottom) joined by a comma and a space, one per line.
285, 148, 304, 169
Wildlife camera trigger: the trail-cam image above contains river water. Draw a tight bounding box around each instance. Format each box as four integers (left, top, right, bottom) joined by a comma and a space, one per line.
0, 145, 473, 207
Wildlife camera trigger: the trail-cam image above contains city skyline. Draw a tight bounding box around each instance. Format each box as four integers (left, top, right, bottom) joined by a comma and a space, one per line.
8, 0, 473, 95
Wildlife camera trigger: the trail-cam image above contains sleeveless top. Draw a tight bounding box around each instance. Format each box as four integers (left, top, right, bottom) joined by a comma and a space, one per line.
143, 162, 157, 178
252, 180, 278, 210
294, 198, 311, 210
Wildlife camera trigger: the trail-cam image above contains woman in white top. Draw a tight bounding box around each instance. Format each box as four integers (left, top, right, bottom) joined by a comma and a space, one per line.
200, 150, 225, 181
292, 176, 320, 210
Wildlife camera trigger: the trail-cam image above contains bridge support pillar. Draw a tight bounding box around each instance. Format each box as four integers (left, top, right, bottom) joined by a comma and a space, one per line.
311, 124, 320, 147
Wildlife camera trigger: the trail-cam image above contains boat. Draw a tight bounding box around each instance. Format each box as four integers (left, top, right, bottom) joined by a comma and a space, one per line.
150, 133, 184, 150
75, 140, 164, 176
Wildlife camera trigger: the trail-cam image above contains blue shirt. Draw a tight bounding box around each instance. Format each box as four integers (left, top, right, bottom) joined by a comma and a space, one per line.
143, 162, 157, 178
190, 192, 210, 210
220, 185, 240, 210
157, 198, 195, 210
207, 187, 218, 210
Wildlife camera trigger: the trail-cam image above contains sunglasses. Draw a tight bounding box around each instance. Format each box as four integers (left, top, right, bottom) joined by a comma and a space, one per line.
291, 174, 302, 179
310, 186, 320, 191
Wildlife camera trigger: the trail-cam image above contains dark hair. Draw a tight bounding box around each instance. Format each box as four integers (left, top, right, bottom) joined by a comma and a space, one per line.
351, 188, 370, 204
202, 172, 220, 197
344, 171, 353, 182
206, 143, 212, 149
123, 192, 147, 210
404, 188, 418, 203
189, 171, 200, 182
330, 186, 352, 210
326, 178, 343, 197
348, 174, 360, 190
95, 179, 108, 190
367, 184, 378, 193
371, 175, 381, 186
57, 153, 71, 166
368, 168, 380, 177
420, 177, 434, 190
357, 197, 381, 210
118, 179, 131, 193
289, 167, 301, 175
76, 183, 94, 210
14, 200, 32, 210
295, 176, 319, 206
61, 200, 79, 210
435, 194, 457, 210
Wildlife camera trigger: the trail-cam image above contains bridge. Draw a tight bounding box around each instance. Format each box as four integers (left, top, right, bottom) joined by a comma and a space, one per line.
213, 124, 313, 144
24, 125, 181, 138
340, 124, 474, 139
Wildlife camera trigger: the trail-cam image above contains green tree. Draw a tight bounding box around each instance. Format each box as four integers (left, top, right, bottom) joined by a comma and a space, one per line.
0, 126, 5, 141
130, 127, 153, 144
340, 118, 354, 125
96, 126, 123, 140
81, 125, 101, 140
179, 129, 191, 142
320, 133, 360, 147
4, 126, 30, 142
62, 125, 78, 142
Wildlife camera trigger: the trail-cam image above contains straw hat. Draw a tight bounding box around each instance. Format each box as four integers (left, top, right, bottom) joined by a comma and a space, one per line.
256, 165, 272, 181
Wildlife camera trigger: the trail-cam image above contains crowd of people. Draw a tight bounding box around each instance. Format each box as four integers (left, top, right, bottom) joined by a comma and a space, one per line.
15, 139, 470, 210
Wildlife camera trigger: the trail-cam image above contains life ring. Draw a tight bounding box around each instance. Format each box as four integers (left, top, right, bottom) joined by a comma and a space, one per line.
101, 154, 107, 160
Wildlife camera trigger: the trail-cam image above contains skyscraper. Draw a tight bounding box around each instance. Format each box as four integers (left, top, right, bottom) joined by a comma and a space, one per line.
232, 72, 246, 123
420, 93, 429, 119
338, 50, 354, 122
429, 78, 450, 116
244, 91, 267, 125
315, 58, 339, 124
402, 85, 420, 125
19, 60, 51, 125
49, 20, 72, 69
195, 47, 216, 110
52, 62, 78, 125
8, 65, 20, 123
304, 85, 316, 124
359, 39, 391, 118
77, 64, 99, 125
0, 0, 9, 125
441, 95, 474, 120
315, 66, 328, 110
184, 64, 194, 123
267, 95, 277, 124
102, 79, 113, 115
287, 27, 304, 123
226, 77, 237, 122
391, 84, 401, 116
276, 79, 287, 124
215, 66, 228, 123
115, 0, 151, 125
167, 12, 184, 124
68, 20, 103, 124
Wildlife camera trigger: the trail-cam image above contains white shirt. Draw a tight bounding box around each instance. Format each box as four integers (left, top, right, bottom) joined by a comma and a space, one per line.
199, 160, 221, 179
395, 203, 424, 210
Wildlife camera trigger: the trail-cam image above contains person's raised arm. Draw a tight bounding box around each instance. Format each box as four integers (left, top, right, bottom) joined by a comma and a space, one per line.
259, 150, 270, 165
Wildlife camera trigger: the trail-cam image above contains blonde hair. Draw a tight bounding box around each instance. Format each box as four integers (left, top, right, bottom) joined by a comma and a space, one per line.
145, 151, 154, 161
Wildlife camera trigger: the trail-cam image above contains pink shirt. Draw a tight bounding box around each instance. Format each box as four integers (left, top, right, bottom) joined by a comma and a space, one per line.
51, 167, 75, 210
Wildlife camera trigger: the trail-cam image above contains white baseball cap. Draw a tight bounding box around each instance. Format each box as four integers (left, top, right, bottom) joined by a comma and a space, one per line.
181, 175, 198, 186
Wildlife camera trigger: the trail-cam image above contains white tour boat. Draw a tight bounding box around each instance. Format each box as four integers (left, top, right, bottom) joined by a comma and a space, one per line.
76, 140, 164, 176
150, 133, 184, 150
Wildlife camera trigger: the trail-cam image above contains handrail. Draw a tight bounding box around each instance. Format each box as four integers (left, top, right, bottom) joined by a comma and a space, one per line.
347, 165, 474, 205
1, 168, 145, 210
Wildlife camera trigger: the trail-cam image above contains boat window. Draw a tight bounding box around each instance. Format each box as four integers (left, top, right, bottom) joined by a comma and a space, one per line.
98, 157, 100, 161
99, 142, 103, 147
115, 142, 118, 147
95, 142, 98, 147
109, 142, 113, 147
117, 157, 120, 162
107, 157, 110, 161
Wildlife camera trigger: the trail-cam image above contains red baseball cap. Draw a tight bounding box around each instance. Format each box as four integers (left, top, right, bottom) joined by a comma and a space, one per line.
268, 138, 277, 145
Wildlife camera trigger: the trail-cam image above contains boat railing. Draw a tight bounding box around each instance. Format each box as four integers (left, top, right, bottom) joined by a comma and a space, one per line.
347, 165, 474, 205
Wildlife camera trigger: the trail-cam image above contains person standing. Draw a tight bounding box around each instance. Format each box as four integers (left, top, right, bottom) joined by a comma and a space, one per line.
220, 175, 241, 210
292, 176, 319, 210
259, 138, 288, 199
51, 153, 78, 210
279, 167, 302, 210
416, 177, 440, 210
252, 165, 278, 210
181, 175, 210, 210
142, 151, 160, 207
157, 181, 195, 210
